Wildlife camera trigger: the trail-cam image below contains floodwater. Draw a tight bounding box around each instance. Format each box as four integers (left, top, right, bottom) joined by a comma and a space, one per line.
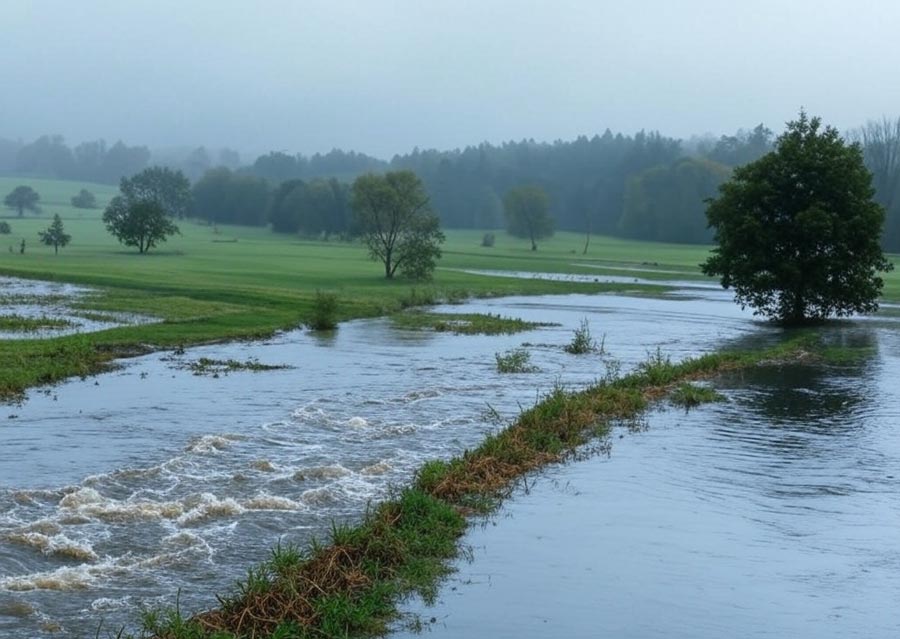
0, 277, 153, 339
0, 275, 896, 637
396, 325, 900, 638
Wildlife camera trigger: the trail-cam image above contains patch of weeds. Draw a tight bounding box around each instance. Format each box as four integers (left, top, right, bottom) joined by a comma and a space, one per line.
306, 290, 339, 331
398, 287, 438, 309
0, 314, 73, 332
669, 382, 726, 409
563, 317, 604, 354
169, 357, 292, 376
495, 348, 538, 373
393, 312, 556, 336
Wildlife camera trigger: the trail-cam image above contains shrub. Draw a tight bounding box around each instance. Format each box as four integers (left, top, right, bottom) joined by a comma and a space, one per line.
564, 317, 604, 354
481, 232, 495, 247
306, 290, 339, 331
0, 221, 10, 234
495, 348, 537, 373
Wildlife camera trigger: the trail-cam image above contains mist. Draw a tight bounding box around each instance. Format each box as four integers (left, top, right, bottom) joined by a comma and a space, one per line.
3, 0, 899, 158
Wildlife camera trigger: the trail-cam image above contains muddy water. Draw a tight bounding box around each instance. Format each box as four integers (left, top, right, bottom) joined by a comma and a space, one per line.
396, 323, 900, 638
0, 287, 765, 637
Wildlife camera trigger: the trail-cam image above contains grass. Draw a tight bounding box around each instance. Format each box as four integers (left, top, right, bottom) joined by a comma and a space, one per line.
392, 311, 557, 335
166, 357, 293, 376
0, 177, 896, 401
494, 348, 538, 373
669, 382, 726, 409
130, 333, 841, 639
0, 314, 73, 332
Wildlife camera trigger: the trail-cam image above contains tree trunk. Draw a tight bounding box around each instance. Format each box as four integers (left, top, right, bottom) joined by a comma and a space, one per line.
54, 243, 58, 255
384, 249, 393, 279
583, 213, 592, 255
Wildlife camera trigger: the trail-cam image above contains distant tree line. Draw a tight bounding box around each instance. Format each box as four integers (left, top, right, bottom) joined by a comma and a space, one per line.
5, 118, 900, 251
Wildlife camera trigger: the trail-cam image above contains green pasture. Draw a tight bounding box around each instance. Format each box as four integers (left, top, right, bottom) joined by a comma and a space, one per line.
0, 177, 897, 399
0, 176, 118, 221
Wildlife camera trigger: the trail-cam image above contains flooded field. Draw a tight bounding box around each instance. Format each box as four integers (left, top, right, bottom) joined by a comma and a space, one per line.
0, 277, 153, 339
1, 277, 896, 637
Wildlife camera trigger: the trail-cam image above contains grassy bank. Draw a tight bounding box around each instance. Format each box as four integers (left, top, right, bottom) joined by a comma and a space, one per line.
134, 333, 830, 639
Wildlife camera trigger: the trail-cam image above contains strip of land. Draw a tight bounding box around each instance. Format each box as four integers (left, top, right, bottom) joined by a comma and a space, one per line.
133, 333, 839, 639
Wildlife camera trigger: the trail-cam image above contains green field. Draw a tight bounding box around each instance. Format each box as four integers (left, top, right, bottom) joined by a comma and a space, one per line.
1, 177, 897, 399
0, 176, 119, 221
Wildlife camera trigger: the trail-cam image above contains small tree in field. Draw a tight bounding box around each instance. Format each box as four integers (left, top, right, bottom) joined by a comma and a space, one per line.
351, 171, 445, 280
504, 185, 553, 250
702, 110, 894, 324
103, 197, 179, 253
38, 214, 71, 254
71, 189, 97, 209
0, 221, 10, 234
4, 185, 40, 217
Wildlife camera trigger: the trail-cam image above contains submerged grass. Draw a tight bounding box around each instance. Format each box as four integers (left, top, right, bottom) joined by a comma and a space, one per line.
167, 357, 293, 377
393, 312, 556, 336
494, 348, 538, 373
0, 314, 73, 332
134, 333, 834, 639
669, 382, 726, 409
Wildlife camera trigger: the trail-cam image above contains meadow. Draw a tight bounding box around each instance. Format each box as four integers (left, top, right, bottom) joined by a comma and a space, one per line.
1, 177, 897, 399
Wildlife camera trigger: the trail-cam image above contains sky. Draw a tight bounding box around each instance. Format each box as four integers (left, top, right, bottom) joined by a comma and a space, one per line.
2, 0, 899, 159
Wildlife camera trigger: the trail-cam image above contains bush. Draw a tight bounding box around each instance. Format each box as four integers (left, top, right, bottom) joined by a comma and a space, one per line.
564, 317, 603, 354
306, 290, 339, 331
481, 232, 495, 247
0, 221, 10, 234
70, 189, 97, 209
495, 348, 538, 373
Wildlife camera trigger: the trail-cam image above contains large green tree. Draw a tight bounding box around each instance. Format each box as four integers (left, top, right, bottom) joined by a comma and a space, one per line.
38, 214, 71, 254
120, 166, 191, 219
702, 111, 894, 324
103, 198, 179, 253
351, 171, 444, 279
4, 185, 40, 217
504, 185, 553, 250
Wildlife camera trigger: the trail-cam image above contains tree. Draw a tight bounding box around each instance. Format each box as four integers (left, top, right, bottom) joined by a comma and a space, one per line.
38, 214, 71, 254
120, 166, 191, 218
504, 185, 553, 250
351, 171, 444, 279
702, 111, 894, 324
4, 185, 40, 217
103, 197, 179, 253
71, 189, 97, 209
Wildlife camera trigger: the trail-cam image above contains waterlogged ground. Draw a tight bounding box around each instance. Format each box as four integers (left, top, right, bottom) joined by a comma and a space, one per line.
0, 283, 766, 637
0, 277, 152, 339
396, 322, 900, 638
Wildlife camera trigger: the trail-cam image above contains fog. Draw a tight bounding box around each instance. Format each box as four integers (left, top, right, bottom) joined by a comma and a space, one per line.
2, 0, 898, 157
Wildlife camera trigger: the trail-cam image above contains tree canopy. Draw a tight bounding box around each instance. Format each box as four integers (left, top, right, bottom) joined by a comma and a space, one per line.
71, 189, 97, 209
103, 197, 179, 253
351, 171, 444, 279
120, 166, 192, 219
504, 185, 553, 250
702, 111, 894, 324
38, 214, 71, 254
4, 185, 41, 217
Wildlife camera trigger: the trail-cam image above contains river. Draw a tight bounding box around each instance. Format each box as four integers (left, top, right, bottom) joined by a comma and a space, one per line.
1, 280, 897, 637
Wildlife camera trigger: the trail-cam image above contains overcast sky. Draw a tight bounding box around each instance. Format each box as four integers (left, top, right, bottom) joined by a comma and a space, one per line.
2, 0, 898, 158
